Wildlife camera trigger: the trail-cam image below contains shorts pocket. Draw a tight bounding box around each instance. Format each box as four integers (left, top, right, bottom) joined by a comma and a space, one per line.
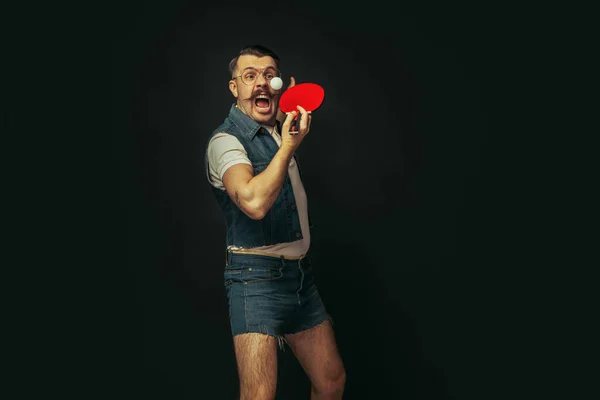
224, 268, 242, 286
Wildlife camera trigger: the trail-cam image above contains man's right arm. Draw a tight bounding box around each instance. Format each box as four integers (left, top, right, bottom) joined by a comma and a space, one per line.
223, 106, 312, 220
222, 146, 294, 220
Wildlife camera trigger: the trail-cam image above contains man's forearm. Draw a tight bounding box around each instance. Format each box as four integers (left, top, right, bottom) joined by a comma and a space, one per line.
245, 145, 294, 218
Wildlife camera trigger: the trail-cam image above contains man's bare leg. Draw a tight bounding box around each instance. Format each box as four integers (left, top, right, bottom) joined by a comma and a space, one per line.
285, 320, 346, 400
233, 333, 279, 400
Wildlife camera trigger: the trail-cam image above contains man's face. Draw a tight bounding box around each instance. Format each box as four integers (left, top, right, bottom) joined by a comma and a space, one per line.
229, 55, 280, 126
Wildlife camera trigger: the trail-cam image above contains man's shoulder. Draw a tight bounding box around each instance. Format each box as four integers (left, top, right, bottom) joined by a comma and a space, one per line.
210, 119, 234, 138
210, 116, 250, 141
208, 132, 243, 150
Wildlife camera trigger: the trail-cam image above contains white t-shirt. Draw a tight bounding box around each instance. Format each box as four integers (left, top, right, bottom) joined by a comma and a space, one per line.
206, 124, 310, 257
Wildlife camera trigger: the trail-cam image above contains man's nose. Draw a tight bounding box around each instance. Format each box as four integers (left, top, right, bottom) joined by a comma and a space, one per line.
255, 72, 268, 86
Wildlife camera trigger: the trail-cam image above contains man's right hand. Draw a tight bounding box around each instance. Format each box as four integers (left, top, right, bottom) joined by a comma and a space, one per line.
280, 105, 312, 152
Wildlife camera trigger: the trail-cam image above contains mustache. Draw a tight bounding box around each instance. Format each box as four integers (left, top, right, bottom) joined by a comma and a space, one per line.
251, 91, 272, 99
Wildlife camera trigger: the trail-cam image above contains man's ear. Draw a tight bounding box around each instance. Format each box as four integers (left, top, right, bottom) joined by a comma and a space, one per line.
229, 80, 238, 98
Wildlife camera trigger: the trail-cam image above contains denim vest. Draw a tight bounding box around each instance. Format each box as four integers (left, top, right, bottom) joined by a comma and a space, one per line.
205, 104, 312, 248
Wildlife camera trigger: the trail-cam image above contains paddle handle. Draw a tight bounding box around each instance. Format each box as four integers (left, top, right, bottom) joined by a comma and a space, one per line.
289, 113, 300, 135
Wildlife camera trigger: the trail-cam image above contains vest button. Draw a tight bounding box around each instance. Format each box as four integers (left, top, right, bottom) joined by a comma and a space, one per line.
296, 232, 301, 238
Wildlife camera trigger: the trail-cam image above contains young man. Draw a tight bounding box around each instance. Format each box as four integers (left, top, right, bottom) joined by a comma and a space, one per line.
205, 45, 346, 399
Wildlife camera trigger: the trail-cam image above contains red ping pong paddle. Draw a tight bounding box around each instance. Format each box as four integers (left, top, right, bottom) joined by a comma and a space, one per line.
279, 83, 325, 134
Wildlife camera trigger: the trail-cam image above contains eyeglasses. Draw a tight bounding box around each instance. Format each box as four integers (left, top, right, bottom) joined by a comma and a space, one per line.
232, 67, 282, 86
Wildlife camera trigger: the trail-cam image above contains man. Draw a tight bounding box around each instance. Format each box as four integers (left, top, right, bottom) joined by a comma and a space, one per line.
205, 45, 346, 399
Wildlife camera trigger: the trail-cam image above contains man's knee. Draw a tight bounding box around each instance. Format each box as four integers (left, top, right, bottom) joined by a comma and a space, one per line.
314, 368, 346, 395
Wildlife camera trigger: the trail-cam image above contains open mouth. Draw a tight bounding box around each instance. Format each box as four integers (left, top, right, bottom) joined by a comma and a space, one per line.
254, 93, 271, 111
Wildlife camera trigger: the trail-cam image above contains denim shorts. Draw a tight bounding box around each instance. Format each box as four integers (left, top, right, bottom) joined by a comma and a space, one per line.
224, 251, 330, 339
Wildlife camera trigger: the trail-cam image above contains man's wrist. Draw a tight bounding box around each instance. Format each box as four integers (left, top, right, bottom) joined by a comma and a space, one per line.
279, 143, 296, 157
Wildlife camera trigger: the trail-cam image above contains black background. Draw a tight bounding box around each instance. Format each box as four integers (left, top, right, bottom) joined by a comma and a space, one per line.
109, 2, 582, 399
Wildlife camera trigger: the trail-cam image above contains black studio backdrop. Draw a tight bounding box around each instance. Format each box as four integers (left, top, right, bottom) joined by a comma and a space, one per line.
113, 2, 546, 399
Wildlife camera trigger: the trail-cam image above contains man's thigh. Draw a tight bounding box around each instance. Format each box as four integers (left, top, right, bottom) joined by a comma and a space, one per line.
284, 319, 345, 391
233, 333, 279, 398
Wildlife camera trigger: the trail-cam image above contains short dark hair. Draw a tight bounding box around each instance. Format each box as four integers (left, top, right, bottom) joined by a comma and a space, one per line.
228, 45, 281, 77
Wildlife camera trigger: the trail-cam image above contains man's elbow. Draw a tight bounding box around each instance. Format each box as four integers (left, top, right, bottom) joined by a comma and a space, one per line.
235, 187, 271, 220
234, 187, 264, 220
242, 201, 268, 220
245, 208, 266, 220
